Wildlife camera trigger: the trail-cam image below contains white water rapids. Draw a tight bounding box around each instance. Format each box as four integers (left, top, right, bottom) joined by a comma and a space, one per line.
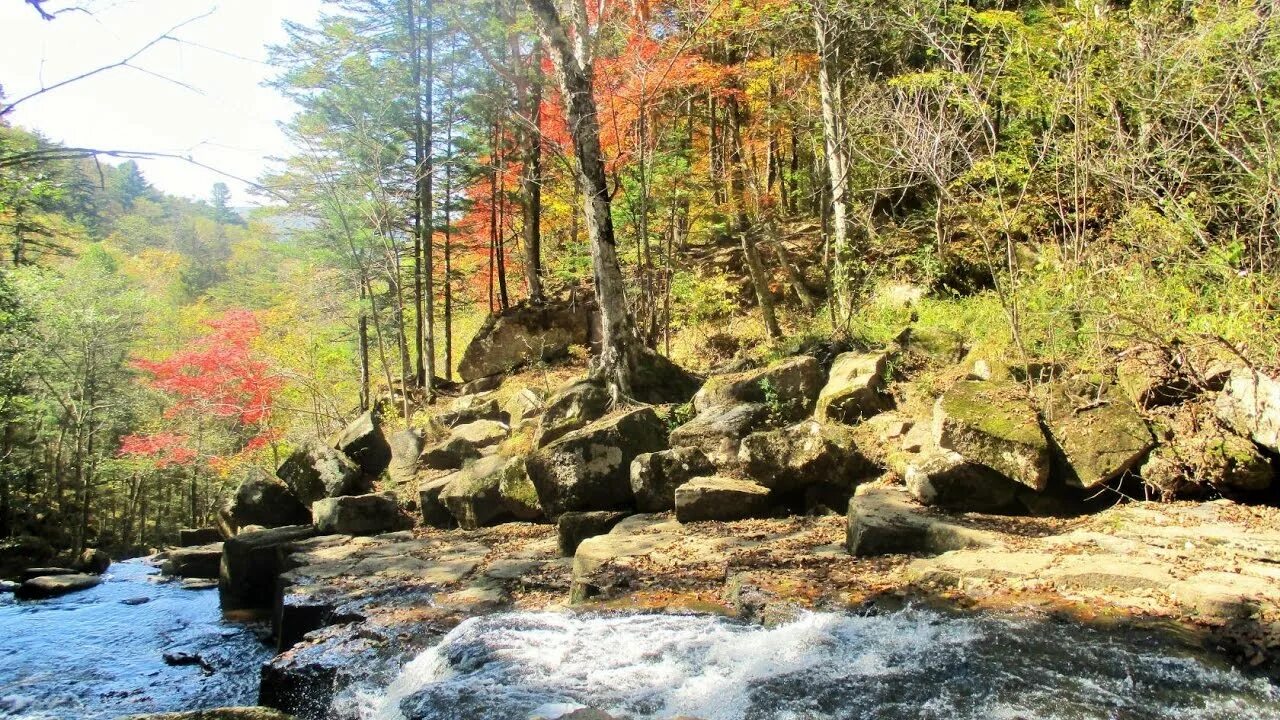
354, 608, 1280, 720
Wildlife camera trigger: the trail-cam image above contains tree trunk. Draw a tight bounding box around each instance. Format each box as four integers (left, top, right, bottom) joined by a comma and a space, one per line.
410, 0, 436, 395
814, 1, 854, 320
512, 27, 545, 304
726, 94, 782, 339
524, 0, 644, 399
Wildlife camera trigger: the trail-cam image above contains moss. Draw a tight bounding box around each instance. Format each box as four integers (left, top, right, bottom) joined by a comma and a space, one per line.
939, 381, 1043, 446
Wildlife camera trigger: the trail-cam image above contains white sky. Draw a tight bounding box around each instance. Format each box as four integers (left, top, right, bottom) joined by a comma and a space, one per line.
0, 0, 324, 206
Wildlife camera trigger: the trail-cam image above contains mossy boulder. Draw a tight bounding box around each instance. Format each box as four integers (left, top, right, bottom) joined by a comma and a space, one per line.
535, 379, 611, 448
692, 355, 823, 420
311, 492, 409, 535
629, 447, 716, 512
1040, 382, 1155, 489
332, 410, 392, 477
934, 380, 1050, 491
904, 450, 1025, 513
814, 350, 895, 424
737, 420, 876, 493
674, 476, 772, 522
420, 420, 509, 471
526, 407, 669, 517
276, 439, 371, 507
220, 468, 312, 534
438, 455, 542, 529
668, 402, 770, 466
457, 298, 594, 382
1143, 403, 1274, 497
1215, 369, 1280, 454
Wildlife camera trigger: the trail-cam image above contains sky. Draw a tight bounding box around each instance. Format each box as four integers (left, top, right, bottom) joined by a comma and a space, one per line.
0, 0, 324, 206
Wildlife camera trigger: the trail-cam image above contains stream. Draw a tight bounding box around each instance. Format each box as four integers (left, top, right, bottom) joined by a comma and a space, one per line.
4, 562, 1280, 719
0, 560, 271, 719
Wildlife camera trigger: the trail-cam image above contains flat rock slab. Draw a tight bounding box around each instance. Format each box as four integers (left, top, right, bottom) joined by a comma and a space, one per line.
846, 485, 999, 557
161, 543, 223, 579
16, 573, 102, 599
1045, 556, 1177, 592
909, 550, 1057, 586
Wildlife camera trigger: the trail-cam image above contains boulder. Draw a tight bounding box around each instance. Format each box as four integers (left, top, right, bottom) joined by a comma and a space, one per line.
1040, 383, 1155, 489
1143, 407, 1274, 497
333, 410, 393, 477
311, 493, 409, 536
846, 485, 997, 557
161, 543, 223, 579
668, 402, 770, 465
535, 379, 611, 447
693, 355, 823, 421
1215, 369, 1280, 453
418, 476, 456, 528
557, 510, 631, 556
219, 525, 317, 611
630, 447, 715, 512
438, 456, 542, 530
814, 350, 894, 423
674, 476, 772, 522
277, 439, 371, 506
934, 380, 1051, 491
20, 567, 75, 582
626, 348, 704, 405
179, 528, 223, 547
904, 450, 1025, 513
220, 468, 312, 535
737, 420, 874, 493
387, 429, 424, 486
437, 395, 509, 428
73, 548, 111, 574
15, 573, 102, 600
461, 374, 504, 395
458, 298, 593, 382
527, 407, 669, 517
420, 420, 509, 471
505, 387, 546, 421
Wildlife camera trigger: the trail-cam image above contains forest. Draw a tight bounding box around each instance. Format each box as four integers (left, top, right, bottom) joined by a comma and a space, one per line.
1, 0, 1277, 559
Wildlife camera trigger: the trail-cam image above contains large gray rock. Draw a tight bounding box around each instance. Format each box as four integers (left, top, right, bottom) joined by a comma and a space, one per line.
458, 299, 593, 382
846, 485, 997, 557
535, 379, 611, 447
737, 420, 874, 493
693, 355, 823, 421
219, 525, 317, 611
1143, 406, 1274, 497
1215, 369, 1280, 453
161, 543, 223, 579
333, 410, 392, 477
438, 455, 542, 529
557, 510, 630, 556
387, 429, 424, 486
74, 548, 110, 574
934, 380, 1051, 491
420, 420, 509, 471
437, 395, 509, 428
815, 350, 894, 423
630, 447, 715, 512
15, 573, 102, 600
277, 439, 371, 507
1040, 383, 1155, 489
219, 468, 312, 535
418, 476, 456, 528
311, 492, 408, 535
527, 407, 669, 517
674, 476, 772, 522
904, 450, 1025, 513
668, 402, 770, 465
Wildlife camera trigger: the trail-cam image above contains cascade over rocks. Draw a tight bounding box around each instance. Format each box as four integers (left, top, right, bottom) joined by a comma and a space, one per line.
219, 468, 312, 536
815, 349, 895, 423
333, 410, 392, 477
693, 355, 823, 420
934, 379, 1051, 491
276, 439, 371, 507
630, 447, 716, 512
1216, 369, 1280, 454
419, 420, 509, 471
438, 455, 542, 529
675, 476, 772, 522
458, 297, 595, 382
311, 492, 409, 535
526, 407, 668, 517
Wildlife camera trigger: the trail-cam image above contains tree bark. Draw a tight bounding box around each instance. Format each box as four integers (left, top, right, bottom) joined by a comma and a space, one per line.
726, 94, 782, 339
524, 0, 644, 399
814, 1, 854, 320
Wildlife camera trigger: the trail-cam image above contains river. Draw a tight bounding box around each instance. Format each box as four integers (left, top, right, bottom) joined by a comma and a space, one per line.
3, 561, 1280, 720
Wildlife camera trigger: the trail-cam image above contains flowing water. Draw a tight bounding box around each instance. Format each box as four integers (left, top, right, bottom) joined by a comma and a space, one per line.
361, 609, 1280, 720
0, 559, 271, 719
